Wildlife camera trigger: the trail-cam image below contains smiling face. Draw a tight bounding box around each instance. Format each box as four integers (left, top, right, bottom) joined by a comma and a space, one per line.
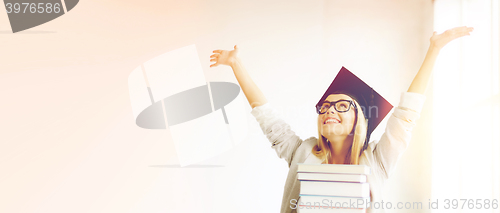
317, 94, 357, 140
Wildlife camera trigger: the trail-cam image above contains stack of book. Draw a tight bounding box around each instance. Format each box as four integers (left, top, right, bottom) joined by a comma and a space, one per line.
296, 163, 371, 213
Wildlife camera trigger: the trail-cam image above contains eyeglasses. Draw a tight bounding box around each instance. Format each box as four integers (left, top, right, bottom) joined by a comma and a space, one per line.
316, 100, 357, 114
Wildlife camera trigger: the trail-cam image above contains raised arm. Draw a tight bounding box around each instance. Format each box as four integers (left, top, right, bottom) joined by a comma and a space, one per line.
210, 45, 268, 109
211, 46, 305, 166
373, 26, 473, 179
407, 26, 474, 94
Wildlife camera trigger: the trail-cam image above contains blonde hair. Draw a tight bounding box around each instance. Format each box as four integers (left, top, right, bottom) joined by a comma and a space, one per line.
312, 98, 368, 165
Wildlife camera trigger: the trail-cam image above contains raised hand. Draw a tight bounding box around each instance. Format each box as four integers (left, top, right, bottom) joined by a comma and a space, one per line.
407, 26, 474, 94
430, 26, 474, 50
209, 45, 268, 108
210, 45, 239, 67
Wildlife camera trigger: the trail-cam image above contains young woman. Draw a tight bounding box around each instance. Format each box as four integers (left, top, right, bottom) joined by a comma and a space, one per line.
210, 26, 473, 213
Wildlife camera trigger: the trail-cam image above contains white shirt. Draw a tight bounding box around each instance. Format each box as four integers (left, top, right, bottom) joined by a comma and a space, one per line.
250, 92, 426, 213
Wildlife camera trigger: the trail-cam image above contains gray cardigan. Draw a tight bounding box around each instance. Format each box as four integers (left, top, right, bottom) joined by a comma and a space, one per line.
250, 92, 426, 213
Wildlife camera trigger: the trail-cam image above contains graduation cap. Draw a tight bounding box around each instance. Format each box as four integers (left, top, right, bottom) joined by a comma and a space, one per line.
316, 66, 393, 149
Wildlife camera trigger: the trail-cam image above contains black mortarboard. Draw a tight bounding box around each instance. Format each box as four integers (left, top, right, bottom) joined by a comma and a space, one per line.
316, 66, 393, 149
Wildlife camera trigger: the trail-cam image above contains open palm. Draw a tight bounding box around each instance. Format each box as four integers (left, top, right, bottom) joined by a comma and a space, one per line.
431, 26, 473, 50
210, 45, 239, 67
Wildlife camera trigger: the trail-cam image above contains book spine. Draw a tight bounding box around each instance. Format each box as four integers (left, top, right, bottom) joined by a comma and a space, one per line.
299, 181, 369, 197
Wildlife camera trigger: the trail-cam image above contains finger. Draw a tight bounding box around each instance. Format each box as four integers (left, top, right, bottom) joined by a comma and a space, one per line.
456, 27, 472, 36
451, 26, 467, 32
234, 45, 239, 54
461, 26, 473, 31
457, 27, 469, 33
210, 58, 217, 62
465, 27, 474, 33
448, 26, 467, 34
210, 62, 219, 67
213, 50, 222, 53
449, 28, 467, 37
210, 53, 219, 58
456, 26, 473, 33
452, 31, 470, 39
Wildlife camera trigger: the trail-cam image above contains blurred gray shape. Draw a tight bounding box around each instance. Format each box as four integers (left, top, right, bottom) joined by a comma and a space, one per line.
136, 101, 166, 129
136, 82, 240, 129
210, 82, 241, 111
163, 84, 212, 126
64, 0, 78, 11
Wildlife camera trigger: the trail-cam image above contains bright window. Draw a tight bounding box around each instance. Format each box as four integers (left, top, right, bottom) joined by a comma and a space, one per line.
432, 0, 500, 210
